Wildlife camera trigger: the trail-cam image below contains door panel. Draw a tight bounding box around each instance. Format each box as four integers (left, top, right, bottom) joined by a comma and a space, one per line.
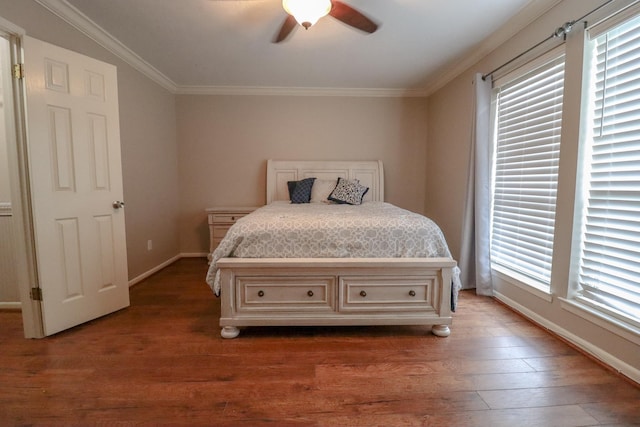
24, 36, 129, 336
57, 217, 83, 300
88, 113, 110, 190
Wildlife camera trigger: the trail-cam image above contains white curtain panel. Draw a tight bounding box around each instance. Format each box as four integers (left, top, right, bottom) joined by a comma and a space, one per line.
458, 73, 493, 295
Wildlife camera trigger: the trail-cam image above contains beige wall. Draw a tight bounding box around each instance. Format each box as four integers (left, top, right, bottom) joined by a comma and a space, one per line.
0, 37, 10, 206
0, 216, 19, 303
0, 0, 180, 281
426, 78, 472, 260
426, 0, 639, 379
176, 95, 429, 254
0, 37, 17, 303
118, 67, 179, 278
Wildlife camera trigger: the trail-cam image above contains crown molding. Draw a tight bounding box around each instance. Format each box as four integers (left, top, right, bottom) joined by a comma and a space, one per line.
34, 0, 177, 93
174, 85, 428, 97
421, 0, 564, 96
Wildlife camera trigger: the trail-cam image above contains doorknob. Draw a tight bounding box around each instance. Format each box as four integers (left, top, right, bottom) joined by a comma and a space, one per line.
112, 201, 125, 209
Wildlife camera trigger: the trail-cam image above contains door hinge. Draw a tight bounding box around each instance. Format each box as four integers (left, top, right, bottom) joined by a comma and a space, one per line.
30, 287, 43, 301
12, 63, 24, 79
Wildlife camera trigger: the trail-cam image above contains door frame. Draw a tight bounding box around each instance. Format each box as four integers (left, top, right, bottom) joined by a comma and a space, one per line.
1, 16, 43, 338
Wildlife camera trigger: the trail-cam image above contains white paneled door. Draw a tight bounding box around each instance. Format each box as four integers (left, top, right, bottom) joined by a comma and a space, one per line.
23, 37, 129, 336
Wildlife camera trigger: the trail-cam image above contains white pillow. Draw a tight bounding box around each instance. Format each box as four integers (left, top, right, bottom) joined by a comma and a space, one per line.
310, 179, 338, 203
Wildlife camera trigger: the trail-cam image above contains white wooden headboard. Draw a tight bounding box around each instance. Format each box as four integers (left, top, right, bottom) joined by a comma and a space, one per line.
266, 160, 385, 204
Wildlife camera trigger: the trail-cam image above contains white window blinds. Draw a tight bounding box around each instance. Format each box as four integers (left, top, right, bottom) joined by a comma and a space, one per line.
576, 14, 640, 325
491, 52, 565, 287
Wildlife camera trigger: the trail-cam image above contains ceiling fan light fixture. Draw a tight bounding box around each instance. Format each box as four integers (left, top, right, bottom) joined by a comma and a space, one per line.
282, 0, 332, 29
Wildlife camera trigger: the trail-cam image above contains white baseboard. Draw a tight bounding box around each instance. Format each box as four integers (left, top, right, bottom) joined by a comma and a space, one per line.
128, 254, 182, 287
0, 302, 21, 309
493, 291, 640, 385
127, 253, 208, 287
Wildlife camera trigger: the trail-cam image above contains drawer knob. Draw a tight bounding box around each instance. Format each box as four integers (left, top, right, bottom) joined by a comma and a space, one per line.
258, 290, 265, 297
307, 290, 314, 297
409, 290, 416, 297
231, 216, 236, 221
360, 290, 367, 297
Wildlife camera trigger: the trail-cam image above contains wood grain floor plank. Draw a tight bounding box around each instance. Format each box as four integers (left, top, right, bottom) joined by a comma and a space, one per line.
478, 383, 640, 409
581, 400, 640, 425
318, 405, 599, 427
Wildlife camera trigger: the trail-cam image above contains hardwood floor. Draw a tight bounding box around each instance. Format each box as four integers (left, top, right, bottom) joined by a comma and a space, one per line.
1, 257, 639, 426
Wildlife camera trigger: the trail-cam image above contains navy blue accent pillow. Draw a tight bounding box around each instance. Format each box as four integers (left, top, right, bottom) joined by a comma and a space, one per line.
287, 181, 297, 199
290, 177, 316, 204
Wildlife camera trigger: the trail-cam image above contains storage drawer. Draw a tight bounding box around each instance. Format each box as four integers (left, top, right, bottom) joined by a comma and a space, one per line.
236, 276, 336, 313
339, 276, 436, 312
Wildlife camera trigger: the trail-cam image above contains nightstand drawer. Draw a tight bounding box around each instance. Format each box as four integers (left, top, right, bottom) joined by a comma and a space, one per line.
211, 214, 243, 224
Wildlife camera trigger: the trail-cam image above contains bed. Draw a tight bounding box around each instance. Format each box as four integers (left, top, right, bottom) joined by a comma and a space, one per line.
206, 160, 461, 338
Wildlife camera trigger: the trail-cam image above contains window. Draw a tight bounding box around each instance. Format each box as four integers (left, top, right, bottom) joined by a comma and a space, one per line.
490, 50, 565, 289
573, 14, 640, 326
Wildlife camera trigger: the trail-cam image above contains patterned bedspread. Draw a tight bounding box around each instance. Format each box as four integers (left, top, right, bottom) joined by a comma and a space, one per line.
206, 201, 461, 303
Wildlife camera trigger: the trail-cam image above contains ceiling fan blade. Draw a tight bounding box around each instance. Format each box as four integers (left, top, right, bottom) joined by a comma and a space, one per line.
273, 14, 297, 43
329, 1, 378, 34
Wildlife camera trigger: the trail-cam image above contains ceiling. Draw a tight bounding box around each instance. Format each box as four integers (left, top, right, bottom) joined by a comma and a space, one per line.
38, 0, 561, 96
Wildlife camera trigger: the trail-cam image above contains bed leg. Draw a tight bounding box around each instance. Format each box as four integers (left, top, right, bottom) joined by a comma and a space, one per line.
221, 326, 240, 339
431, 325, 451, 337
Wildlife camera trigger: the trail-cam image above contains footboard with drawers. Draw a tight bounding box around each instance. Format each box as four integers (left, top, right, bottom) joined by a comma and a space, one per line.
217, 257, 455, 338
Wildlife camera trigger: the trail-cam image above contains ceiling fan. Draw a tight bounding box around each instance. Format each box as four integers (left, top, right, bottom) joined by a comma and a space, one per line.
274, 0, 379, 43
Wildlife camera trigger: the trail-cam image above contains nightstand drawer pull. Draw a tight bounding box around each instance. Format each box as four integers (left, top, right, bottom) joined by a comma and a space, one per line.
307, 290, 314, 297
409, 290, 416, 297
360, 290, 367, 297
258, 290, 265, 297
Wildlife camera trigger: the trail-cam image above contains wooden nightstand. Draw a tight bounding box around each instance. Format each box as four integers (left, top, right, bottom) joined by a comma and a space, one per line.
206, 207, 258, 261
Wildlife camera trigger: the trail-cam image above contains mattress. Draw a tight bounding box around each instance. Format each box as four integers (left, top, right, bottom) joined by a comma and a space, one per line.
206, 201, 461, 300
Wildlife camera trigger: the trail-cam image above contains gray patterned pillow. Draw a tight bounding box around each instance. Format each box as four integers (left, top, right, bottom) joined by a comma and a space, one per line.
290, 177, 316, 204
328, 177, 369, 205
